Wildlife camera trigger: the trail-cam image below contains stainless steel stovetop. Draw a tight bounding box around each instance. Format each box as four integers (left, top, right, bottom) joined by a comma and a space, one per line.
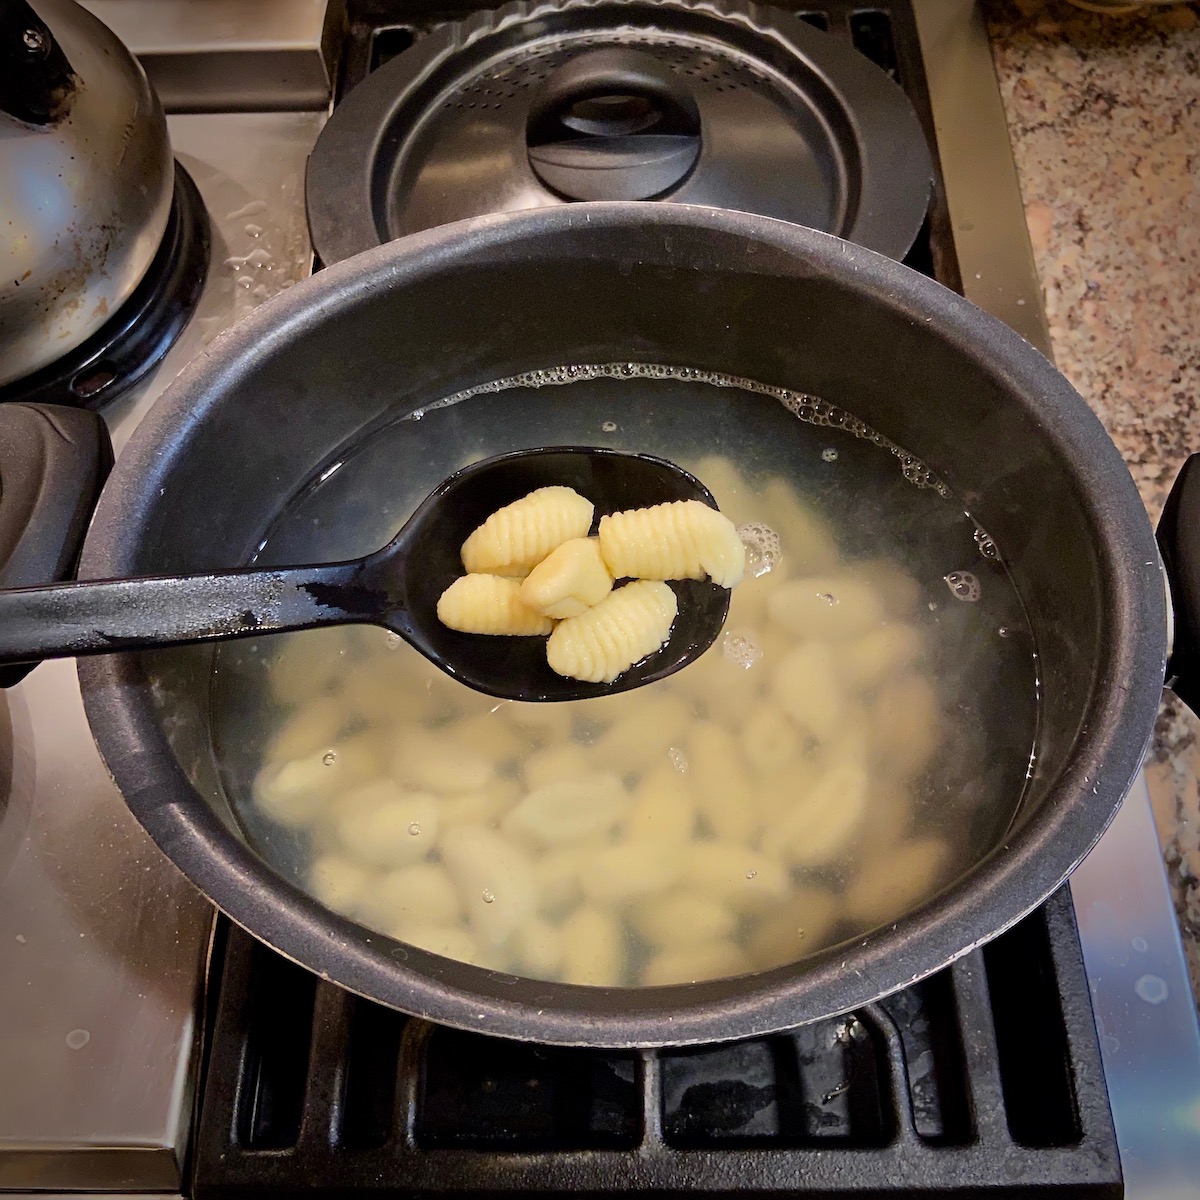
0, 2, 1197, 1196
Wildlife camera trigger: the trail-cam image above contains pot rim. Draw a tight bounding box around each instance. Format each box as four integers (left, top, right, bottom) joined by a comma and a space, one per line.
77, 201, 1167, 1047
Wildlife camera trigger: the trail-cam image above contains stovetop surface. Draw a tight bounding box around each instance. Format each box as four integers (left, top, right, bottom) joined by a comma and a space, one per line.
0, 109, 323, 1193
2, 1, 1199, 1197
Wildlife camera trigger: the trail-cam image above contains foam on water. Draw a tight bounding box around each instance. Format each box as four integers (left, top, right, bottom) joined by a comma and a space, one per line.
416, 362, 951, 495
722, 631, 763, 670
944, 571, 982, 602
737, 522, 783, 578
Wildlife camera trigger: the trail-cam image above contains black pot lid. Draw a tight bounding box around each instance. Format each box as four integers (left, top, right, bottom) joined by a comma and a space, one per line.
306, 0, 933, 265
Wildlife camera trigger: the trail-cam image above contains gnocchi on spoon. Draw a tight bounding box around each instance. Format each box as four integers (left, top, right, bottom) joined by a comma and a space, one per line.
0, 448, 739, 702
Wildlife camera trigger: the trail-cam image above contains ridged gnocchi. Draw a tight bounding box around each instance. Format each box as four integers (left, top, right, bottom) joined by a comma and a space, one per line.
501, 773, 628, 846
440, 480, 743, 684
598, 499, 746, 588
547, 580, 678, 683
437, 574, 555, 635
461, 486, 594, 576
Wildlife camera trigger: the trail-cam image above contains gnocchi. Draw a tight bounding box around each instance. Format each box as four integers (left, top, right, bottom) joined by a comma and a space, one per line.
502, 773, 628, 846
624, 764, 697, 843
308, 854, 373, 916
686, 722, 757, 845
642, 941, 752, 986
747, 887, 839, 969
461, 486, 594, 576
520, 536, 613, 619
560, 906, 625, 987
598, 499, 746, 588
440, 826, 537, 947
401, 924, 479, 962
441, 482, 743, 683
437, 574, 555, 635
580, 838, 684, 904
767, 576, 886, 640
393, 729, 493, 794
629, 889, 737, 949
358, 862, 461, 931
336, 781, 440, 869
547, 580, 678, 683
775, 763, 871, 868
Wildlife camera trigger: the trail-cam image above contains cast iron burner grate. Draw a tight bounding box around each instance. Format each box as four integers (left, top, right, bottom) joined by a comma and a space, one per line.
191, 888, 1119, 1196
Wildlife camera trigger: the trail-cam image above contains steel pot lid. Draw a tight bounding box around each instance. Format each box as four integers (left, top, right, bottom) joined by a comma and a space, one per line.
0, 0, 174, 388
306, 0, 933, 265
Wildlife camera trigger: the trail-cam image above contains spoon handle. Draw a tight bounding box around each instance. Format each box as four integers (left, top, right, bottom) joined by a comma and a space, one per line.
0, 561, 371, 665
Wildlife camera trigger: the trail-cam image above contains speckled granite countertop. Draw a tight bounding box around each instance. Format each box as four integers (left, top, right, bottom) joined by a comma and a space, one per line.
985, 0, 1200, 998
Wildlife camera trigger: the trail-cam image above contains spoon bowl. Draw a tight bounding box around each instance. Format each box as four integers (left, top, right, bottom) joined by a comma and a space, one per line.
0, 447, 732, 701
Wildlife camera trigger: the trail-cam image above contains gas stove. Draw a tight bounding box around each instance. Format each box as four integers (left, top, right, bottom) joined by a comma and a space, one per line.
1, 1, 1198, 1197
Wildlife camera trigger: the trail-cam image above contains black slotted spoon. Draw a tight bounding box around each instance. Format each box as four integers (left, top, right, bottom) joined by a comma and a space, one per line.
0, 448, 733, 702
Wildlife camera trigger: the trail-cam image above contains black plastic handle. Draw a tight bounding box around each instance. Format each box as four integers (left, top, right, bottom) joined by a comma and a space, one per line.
0, 561, 373, 665
0, 404, 112, 687
526, 47, 701, 202
1158, 453, 1200, 711
0, 0, 77, 126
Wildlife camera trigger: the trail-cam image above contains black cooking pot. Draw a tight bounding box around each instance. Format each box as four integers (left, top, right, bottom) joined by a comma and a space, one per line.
74, 203, 1190, 1047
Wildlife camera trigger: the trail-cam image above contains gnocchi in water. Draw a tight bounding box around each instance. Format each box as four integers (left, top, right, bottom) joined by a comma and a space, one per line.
228, 453, 969, 987
216, 366, 1037, 991
437, 486, 744, 684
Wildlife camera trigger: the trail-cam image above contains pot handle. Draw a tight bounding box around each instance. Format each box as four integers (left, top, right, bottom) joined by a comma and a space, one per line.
526, 48, 701, 202
0, 0, 77, 126
1157, 452, 1200, 710
0, 404, 112, 687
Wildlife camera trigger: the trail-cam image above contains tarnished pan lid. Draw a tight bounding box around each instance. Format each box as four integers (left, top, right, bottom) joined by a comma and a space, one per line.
306, 0, 933, 266
0, 0, 174, 388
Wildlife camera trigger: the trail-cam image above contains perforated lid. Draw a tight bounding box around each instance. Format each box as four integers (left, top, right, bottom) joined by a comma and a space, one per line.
306, 0, 933, 264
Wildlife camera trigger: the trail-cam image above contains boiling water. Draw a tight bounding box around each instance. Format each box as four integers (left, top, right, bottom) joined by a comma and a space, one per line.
210, 366, 1039, 986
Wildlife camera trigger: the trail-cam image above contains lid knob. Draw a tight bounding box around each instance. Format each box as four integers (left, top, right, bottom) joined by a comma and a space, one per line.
526, 48, 701, 202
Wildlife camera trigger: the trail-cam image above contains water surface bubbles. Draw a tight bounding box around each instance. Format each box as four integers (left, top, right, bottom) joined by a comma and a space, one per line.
737, 522, 782, 577
944, 571, 981, 602
722, 632, 763, 669
974, 528, 1000, 560
425, 363, 947, 493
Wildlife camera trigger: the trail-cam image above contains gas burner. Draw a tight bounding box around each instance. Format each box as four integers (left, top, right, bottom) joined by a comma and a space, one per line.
0, 160, 210, 410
